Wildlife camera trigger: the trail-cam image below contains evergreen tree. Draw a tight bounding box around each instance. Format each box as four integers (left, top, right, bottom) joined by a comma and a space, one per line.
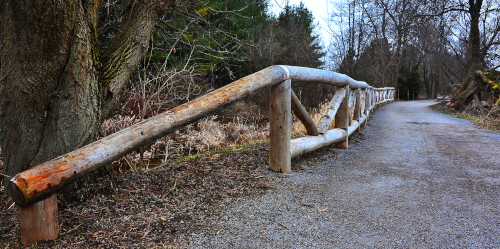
249, 2, 326, 106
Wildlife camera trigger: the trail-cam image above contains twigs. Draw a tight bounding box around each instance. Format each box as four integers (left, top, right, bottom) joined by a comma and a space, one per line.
277, 221, 289, 230
124, 156, 138, 172
484, 104, 499, 120
0, 173, 11, 178
64, 221, 86, 235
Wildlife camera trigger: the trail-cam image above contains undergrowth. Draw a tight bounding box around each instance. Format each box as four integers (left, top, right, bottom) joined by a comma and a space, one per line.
431, 102, 500, 133
99, 99, 332, 172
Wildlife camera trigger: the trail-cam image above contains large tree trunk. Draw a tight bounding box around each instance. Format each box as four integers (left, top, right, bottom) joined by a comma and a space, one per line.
447, 72, 483, 109
448, 0, 483, 108
0, 0, 174, 187
447, 70, 500, 109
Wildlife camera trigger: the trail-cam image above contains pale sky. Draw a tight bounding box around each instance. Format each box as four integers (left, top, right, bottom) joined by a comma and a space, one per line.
270, 0, 331, 46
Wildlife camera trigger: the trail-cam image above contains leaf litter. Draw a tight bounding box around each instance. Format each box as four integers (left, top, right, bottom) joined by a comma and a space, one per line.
0, 142, 275, 248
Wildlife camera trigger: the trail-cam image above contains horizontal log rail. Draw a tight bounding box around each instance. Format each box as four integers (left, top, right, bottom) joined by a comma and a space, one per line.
9, 65, 394, 244
10, 65, 394, 207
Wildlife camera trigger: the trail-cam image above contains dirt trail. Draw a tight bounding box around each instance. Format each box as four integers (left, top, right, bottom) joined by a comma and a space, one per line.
190, 100, 500, 248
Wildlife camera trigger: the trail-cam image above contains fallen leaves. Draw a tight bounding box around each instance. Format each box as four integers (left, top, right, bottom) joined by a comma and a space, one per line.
0, 142, 273, 248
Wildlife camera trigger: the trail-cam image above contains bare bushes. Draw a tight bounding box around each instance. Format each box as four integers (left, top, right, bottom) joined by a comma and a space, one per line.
98, 94, 331, 172
111, 68, 209, 120
174, 114, 269, 155
99, 115, 138, 138
100, 98, 271, 171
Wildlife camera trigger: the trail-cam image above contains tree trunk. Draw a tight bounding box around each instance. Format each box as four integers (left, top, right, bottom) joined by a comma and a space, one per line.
447, 70, 499, 109
0, 0, 175, 186
449, 0, 483, 108
433, 74, 439, 99
1, 1, 99, 182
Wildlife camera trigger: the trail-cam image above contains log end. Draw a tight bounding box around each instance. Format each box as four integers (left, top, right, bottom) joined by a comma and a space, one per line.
9, 176, 30, 208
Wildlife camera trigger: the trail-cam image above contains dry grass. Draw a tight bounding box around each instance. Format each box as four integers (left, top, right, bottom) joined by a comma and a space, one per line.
291, 101, 330, 137
100, 97, 331, 171
113, 99, 331, 170
96, 100, 272, 171
431, 102, 500, 133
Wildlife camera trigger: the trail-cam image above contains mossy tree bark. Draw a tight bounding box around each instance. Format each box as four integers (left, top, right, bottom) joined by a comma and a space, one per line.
0, 0, 175, 185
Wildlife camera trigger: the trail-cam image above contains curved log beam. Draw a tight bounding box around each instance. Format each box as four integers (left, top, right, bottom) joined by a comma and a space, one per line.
316, 87, 346, 134
290, 115, 366, 159
286, 66, 370, 89
290, 129, 346, 158
291, 90, 319, 136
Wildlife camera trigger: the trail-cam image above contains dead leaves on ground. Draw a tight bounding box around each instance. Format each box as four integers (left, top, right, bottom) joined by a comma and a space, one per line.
0, 144, 271, 248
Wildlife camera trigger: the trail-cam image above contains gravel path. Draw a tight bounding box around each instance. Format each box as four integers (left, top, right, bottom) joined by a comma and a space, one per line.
189, 100, 500, 248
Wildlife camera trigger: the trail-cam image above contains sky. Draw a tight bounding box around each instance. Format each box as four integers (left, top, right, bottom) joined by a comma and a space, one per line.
269, 0, 331, 46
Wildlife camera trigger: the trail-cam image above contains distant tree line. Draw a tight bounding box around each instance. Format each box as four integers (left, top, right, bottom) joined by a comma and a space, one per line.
327, 0, 500, 100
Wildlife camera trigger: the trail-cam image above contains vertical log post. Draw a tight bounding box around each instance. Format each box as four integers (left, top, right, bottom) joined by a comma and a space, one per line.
363, 89, 369, 125
334, 86, 349, 149
353, 88, 361, 132
371, 89, 375, 107
20, 194, 59, 245
269, 79, 291, 173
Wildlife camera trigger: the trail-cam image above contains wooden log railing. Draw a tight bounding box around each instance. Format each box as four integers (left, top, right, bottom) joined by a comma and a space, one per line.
9, 65, 394, 244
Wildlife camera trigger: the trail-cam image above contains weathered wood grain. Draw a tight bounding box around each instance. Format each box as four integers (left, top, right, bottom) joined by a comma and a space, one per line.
269, 79, 291, 173
20, 194, 59, 245
334, 86, 350, 149
290, 129, 346, 158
